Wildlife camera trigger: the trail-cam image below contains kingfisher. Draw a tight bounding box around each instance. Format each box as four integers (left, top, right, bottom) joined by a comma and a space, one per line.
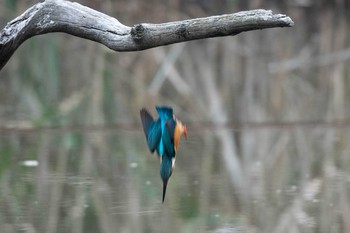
140, 106, 188, 203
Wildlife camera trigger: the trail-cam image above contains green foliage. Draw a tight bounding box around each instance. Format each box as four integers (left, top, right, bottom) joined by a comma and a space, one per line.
178, 195, 199, 219
83, 199, 99, 233
102, 68, 116, 122
0, 145, 12, 178
4, 0, 16, 12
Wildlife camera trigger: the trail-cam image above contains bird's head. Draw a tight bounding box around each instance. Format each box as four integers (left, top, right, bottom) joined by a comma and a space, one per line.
160, 156, 175, 203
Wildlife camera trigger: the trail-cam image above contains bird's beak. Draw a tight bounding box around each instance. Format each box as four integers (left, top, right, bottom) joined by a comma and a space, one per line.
162, 180, 168, 203
183, 125, 188, 139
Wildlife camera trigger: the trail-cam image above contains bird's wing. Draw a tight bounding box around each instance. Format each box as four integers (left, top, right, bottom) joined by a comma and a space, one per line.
162, 118, 176, 157
140, 109, 161, 153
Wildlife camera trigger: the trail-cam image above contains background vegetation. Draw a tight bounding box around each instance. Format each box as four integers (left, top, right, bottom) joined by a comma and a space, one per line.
1, 0, 350, 232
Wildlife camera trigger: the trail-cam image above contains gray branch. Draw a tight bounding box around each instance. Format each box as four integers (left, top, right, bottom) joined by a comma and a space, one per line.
0, 0, 294, 70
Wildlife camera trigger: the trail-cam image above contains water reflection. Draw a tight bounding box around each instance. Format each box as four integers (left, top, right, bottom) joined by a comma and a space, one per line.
0, 125, 348, 233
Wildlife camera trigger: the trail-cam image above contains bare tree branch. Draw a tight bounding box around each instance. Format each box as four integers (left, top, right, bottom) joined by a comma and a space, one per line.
0, 0, 294, 70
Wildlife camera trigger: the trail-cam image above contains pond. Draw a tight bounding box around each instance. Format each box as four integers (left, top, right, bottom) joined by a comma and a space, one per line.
0, 123, 348, 233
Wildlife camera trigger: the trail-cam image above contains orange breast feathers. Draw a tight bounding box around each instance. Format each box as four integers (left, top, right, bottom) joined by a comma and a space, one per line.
173, 120, 187, 153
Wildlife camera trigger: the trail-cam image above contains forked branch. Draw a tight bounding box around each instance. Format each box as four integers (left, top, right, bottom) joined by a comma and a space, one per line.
0, 0, 294, 70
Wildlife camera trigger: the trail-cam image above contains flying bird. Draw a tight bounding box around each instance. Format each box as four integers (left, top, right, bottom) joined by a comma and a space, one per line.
140, 106, 188, 203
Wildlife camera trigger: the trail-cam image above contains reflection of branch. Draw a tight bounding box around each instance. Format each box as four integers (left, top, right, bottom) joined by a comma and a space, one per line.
273, 179, 321, 233
193, 43, 245, 200
0, 0, 293, 70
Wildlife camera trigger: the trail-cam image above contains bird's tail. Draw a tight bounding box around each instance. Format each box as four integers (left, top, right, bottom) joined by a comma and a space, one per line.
156, 106, 173, 121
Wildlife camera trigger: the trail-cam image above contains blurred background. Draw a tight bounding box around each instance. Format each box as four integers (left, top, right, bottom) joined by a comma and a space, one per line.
1, 0, 350, 232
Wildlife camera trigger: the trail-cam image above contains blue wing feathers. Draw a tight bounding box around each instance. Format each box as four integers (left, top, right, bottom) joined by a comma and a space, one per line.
140, 106, 175, 156
140, 108, 153, 137
140, 109, 161, 153
147, 121, 161, 153
162, 119, 176, 157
